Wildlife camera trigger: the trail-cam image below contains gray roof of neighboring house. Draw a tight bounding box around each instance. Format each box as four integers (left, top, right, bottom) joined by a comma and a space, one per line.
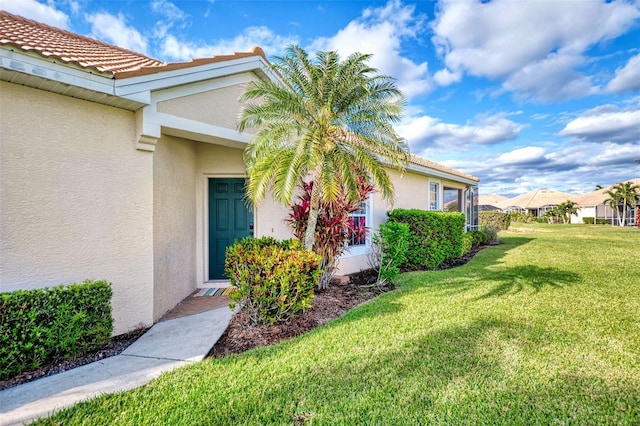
574, 178, 640, 206
478, 194, 509, 206
496, 188, 577, 210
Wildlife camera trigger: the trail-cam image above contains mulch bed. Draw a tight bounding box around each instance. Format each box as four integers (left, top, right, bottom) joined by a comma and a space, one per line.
207, 268, 387, 358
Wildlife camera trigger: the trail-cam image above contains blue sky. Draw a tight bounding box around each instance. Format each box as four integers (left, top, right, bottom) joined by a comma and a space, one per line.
3, 0, 640, 197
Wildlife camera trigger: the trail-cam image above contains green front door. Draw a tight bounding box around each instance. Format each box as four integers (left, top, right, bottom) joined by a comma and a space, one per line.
208, 178, 253, 280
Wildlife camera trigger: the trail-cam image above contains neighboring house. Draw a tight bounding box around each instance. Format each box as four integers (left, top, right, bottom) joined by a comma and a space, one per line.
572, 178, 640, 225
0, 11, 479, 334
477, 194, 508, 211
495, 188, 577, 218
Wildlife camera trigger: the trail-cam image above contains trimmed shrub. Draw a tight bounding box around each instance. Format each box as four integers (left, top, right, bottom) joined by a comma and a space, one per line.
370, 221, 410, 286
459, 233, 473, 257
225, 237, 321, 325
0, 280, 113, 380
583, 217, 595, 224
469, 227, 498, 247
469, 229, 489, 247
387, 209, 466, 271
480, 211, 511, 230
480, 226, 498, 244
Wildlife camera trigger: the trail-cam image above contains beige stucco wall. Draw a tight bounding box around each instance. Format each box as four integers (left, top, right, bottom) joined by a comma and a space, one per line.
152, 135, 198, 320
0, 81, 154, 335
157, 83, 246, 130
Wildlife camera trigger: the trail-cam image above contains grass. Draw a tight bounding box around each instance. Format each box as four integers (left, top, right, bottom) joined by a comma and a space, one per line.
36, 224, 640, 425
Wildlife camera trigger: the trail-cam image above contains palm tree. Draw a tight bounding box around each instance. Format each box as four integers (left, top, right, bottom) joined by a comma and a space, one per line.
239, 45, 409, 250
604, 188, 623, 226
616, 181, 640, 226
604, 182, 640, 226
557, 200, 580, 224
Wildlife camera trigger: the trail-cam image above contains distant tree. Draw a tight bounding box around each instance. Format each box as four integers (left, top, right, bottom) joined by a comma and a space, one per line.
557, 200, 580, 224
604, 182, 640, 226
544, 207, 561, 224
595, 184, 603, 190
604, 188, 623, 226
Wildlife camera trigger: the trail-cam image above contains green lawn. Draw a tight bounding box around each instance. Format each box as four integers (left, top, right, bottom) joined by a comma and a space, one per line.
37, 224, 640, 425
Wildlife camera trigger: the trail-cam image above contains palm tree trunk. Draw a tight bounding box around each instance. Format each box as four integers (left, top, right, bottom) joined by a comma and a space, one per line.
303, 180, 321, 250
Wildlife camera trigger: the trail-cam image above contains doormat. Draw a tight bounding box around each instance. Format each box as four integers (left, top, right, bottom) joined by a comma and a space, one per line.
195, 287, 237, 297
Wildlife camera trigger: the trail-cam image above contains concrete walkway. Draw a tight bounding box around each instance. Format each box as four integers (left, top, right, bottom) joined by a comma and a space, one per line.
0, 304, 234, 426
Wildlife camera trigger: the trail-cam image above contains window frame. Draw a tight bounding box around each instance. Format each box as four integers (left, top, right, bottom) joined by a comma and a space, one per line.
342, 196, 373, 257
429, 180, 441, 211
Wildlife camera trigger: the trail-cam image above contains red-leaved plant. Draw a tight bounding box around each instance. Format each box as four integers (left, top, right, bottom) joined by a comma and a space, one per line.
287, 178, 374, 289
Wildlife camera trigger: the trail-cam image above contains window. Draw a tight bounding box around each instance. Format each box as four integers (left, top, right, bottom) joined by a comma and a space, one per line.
429, 182, 440, 210
443, 187, 462, 212
347, 201, 368, 246
465, 185, 479, 230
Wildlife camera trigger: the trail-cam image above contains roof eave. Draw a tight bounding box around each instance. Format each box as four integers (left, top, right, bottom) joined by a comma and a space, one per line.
114, 55, 275, 96
0, 48, 146, 110
406, 162, 480, 186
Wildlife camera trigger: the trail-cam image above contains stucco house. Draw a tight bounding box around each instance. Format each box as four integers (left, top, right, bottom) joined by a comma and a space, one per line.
495, 188, 577, 218
571, 178, 640, 225
0, 11, 479, 334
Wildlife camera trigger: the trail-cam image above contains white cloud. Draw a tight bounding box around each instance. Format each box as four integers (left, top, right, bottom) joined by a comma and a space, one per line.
606, 53, 640, 94
559, 107, 640, 143
503, 53, 595, 102
496, 147, 546, 165
433, 68, 461, 86
160, 26, 298, 61
397, 112, 524, 152
431, 0, 640, 101
309, 0, 432, 99
0, 0, 69, 28
151, 0, 188, 21
441, 140, 639, 196
86, 12, 148, 54
150, 0, 189, 38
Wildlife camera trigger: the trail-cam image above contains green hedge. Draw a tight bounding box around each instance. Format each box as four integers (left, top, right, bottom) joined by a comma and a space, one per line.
583, 217, 610, 225
225, 237, 321, 325
387, 209, 467, 270
480, 211, 511, 230
0, 280, 113, 380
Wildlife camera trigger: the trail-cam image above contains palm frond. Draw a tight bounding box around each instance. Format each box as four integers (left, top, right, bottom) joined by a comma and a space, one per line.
238, 44, 409, 214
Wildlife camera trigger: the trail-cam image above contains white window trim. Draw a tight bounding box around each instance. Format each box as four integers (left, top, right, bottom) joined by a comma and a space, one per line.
429, 179, 442, 211
341, 196, 373, 258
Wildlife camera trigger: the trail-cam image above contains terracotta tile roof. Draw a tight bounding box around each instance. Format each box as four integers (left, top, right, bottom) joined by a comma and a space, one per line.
0, 10, 268, 79
0, 10, 165, 76
116, 48, 268, 79
409, 153, 479, 182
